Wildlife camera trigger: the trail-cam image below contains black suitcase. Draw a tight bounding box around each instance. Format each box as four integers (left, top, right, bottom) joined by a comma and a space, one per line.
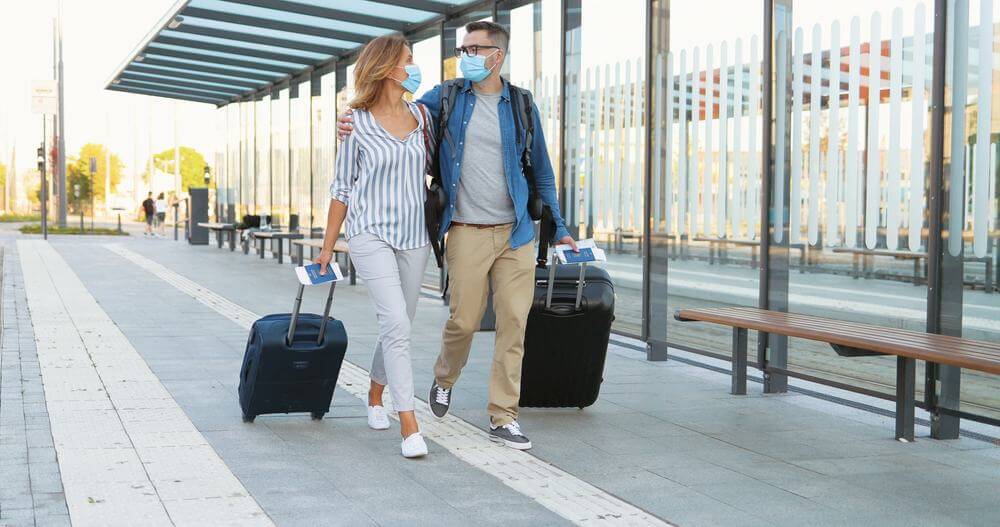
239, 282, 348, 422
519, 259, 615, 408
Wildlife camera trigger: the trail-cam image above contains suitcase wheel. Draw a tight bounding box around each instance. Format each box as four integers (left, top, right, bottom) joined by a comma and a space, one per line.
242, 414, 256, 423
311, 412, 325, 421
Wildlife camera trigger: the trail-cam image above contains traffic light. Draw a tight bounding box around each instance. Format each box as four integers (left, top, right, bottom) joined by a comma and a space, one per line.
37, 144, 46, 173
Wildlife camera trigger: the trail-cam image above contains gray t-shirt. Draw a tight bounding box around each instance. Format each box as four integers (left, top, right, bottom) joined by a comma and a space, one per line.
453, 90, 516, 224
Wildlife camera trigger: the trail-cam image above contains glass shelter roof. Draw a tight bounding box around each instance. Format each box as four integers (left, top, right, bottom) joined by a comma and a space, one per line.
106, 0, 480, 105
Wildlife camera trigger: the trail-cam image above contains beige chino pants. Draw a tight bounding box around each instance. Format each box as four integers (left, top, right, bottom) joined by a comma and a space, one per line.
433, 224, 535, 426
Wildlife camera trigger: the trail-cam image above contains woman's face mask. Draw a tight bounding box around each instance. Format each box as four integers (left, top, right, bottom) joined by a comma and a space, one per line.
460, 49, 499, 82
392, 64, 422, 94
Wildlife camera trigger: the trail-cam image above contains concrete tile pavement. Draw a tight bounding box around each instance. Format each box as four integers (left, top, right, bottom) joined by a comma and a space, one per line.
2, 231, 999, 526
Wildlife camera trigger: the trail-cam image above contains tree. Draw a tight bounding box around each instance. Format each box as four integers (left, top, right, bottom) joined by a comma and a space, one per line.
153, 146, 209, 192
68, 143, 124, 207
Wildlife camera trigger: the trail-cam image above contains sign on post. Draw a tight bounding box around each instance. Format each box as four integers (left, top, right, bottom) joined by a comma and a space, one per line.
31, 80, 58, 115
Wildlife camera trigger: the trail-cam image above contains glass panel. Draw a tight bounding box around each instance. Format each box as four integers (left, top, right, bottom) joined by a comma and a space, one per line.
228, 103, 243, 217
443, 10, 493, 80
146, 42, 307, 69
312, 70, 336, 242
188, 0, 396, 37
410, 28, 444, 290
657, 1, 765, 351
159, 29, 332, 62
140, 52, 288, 78
290, 79, 311, 235
245, 99, 257, 216
272, 87, 290, 228
412, 32, 442, 100
501, 0, 563, 190
947, 0, 1000, 422
181, 18, 359, 49
773, 1, 934, 397
566, 0, 648, 334
255, 94, 270, 215
310, 0, 447, 23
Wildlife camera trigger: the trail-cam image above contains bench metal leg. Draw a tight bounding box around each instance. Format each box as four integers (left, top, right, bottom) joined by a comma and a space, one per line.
229, 231, 236, 251
296, 244, 303, 265
258, 238, 264, 259
349, 258, 356, 285
277, 239, 284, 264
985, 258, 993, 293
731, 327, 748, 395
895, 356, 916, 442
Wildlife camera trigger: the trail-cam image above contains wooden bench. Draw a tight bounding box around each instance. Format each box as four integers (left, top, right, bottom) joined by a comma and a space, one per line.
291, 238, 356, 285
197, 222, 237, 251
249, 230, 303, 264
832, 246, 993, 292
693, 237, 807, 270
673, 306, 1000, 441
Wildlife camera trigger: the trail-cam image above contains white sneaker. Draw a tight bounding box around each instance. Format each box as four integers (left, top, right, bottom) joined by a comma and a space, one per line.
401, 432, 428, 458
367, 405, 390, 430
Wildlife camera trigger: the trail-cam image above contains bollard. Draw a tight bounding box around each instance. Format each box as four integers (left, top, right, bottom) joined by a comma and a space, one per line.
117, 213, 122, 234
173, 205, 179, 241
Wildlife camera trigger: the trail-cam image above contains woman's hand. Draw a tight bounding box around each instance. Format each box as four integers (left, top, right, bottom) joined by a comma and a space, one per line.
337, 109, 354, 140
316, 249, 335, 275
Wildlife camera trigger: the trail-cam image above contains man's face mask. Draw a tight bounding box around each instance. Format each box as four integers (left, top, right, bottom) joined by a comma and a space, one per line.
460, 49, 500, 82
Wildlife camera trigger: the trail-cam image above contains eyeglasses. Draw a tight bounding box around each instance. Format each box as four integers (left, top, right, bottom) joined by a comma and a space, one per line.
454, 45, 500, 58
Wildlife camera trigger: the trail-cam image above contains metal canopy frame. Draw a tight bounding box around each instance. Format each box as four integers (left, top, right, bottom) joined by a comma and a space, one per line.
105, 0, 480, 106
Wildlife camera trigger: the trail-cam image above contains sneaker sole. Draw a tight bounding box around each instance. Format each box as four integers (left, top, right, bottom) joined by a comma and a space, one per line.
368, 422, 391, 430
488, 434, 532, 450
426, 399, 448, 420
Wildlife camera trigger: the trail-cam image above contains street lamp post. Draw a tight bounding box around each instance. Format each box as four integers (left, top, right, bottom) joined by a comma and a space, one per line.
37, 143, 47, 240
203, 165, 211, 221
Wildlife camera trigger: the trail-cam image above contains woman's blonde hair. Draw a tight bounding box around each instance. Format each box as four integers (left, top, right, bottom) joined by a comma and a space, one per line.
349, 34, 409, 111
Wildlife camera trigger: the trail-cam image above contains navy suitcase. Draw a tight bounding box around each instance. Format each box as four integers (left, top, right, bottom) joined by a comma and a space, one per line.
519, 260, 615, 409
239, 282, 347, 422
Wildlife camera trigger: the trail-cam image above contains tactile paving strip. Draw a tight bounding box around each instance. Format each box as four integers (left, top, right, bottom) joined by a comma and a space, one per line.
19, 240, 273, 527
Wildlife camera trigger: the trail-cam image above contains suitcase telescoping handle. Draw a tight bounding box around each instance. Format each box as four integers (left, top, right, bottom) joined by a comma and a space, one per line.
544, 248, 587, 311
286, 281, 337, 346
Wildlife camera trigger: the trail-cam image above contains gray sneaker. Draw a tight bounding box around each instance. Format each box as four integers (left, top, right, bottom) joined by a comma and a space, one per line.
429, 382, 451, 419
489, 421, 532, 450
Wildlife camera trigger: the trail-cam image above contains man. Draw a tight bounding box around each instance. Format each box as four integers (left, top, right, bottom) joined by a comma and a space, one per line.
339, 21, 575, 450
141, 192, 155, 236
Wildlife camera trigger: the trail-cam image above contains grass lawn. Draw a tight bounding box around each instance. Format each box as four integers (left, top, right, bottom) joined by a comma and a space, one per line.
0, 213, 42, 222
19, 224, 128, 236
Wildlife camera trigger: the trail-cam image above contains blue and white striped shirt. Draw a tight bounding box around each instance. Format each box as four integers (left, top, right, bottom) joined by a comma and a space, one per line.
330, 102, 431, 250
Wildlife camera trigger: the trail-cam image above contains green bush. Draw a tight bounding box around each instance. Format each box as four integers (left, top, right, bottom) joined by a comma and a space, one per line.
18, 224, 128, 236
0, 213, 42, 223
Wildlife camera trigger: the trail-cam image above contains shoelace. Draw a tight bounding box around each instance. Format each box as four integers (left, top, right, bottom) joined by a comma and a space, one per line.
503, 422, 524, 437
435, 386, 451, 405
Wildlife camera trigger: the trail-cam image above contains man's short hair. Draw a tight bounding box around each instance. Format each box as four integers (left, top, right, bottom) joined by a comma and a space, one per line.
465, 20, 510, 53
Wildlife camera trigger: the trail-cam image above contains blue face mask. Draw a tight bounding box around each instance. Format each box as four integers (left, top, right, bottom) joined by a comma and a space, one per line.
396, 64, 421, 94
460, 50, 498, 82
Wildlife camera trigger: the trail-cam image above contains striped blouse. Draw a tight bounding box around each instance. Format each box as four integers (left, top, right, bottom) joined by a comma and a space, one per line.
330, 102, 432, 250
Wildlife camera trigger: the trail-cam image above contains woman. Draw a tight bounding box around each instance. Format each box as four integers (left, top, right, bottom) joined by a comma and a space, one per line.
315, 35, 431, 459
155, 192, 167, 235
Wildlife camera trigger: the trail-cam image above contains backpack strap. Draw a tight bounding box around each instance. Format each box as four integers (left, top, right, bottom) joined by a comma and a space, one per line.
416, 104, 433, 175
428, 79, 462, 192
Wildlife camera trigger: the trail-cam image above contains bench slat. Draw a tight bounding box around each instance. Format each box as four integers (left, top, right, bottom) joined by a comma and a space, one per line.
675, 306, 1000, 374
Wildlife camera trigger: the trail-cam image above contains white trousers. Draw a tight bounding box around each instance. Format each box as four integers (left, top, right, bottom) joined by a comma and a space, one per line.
347, 232, 430, 412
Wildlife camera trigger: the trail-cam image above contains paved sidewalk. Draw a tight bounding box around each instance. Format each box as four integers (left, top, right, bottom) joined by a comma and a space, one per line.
2, 232, 999, 526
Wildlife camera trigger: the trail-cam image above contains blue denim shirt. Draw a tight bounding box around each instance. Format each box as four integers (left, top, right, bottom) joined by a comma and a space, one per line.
417, 78, 570, 249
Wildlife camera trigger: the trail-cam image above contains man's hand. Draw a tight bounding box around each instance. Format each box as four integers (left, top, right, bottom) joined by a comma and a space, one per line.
558, 235, 578, 253
337, 109, 354, 140
316, 249, 334, 275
